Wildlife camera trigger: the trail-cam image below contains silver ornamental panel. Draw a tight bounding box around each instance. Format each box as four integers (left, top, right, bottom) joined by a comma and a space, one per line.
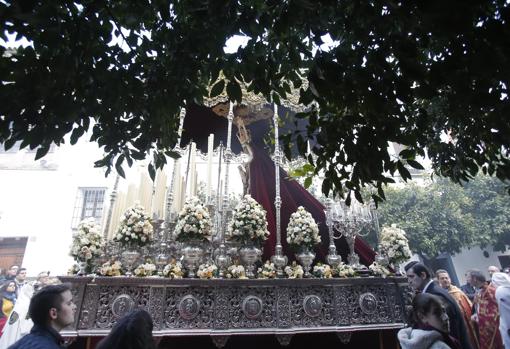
359, 292, 378, 315
59, 276, 409, 336
303, 295, 323, 318
242, 295, 263, 320
111, 294, 135, 318
178, 295, 201, 320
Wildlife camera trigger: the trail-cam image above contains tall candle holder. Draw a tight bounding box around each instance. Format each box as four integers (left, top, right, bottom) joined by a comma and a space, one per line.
103, 174, 120, 239
215, 103, 234, 276
324, 198, 342, 268
330, 200, 373, 269
270, 104, 288, 276
165, 106, 186, 227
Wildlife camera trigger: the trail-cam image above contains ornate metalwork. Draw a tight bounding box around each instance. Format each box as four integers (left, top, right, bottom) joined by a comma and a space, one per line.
324, 198, 341, 268
303, 295, 323, 318
242, 295, 264, 320
359, 292, 378, 315
271, 104, 288, 276
103, 174, 120, 239
203, 75, 309, 115
165, 106, 186, 224
149, 287, 165, 330
111, 294, 135, 318
61, 276, 408, 340
178, 295, 201, 320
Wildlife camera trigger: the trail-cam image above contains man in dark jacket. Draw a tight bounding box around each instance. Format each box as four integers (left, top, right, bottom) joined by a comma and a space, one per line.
9, 284, 76, 349
460, 269, 477, 301
405, 262, 473, 349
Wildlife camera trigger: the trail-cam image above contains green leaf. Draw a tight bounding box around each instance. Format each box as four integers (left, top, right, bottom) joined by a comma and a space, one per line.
304, 176, 312, 188
302, 163, 314, 173
397, 161, 412, 181
70, 127, 84, 145
148, 163, 156, 181
399, 149, 415, 159
115, 155, 126, 178
35, 145, 50, 160
226, 80, 242, 103
165, 150, 181, 159
407, 159, 425, 170
210, 79, 225, 98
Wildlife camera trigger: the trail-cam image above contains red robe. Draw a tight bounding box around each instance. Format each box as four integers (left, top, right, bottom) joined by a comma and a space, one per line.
448, 285, 479, 349
474, 284, 503, 349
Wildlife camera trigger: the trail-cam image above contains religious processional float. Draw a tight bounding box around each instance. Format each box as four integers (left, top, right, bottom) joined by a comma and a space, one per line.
68, 76, 413, 279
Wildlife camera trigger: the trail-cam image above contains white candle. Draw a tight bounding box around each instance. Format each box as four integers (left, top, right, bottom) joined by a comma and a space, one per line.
206, 134, 214, 201
189, 142, 197, 197
171, 161, 181, 214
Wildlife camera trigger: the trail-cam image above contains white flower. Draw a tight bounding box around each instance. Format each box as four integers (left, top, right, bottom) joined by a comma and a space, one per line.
174, 197, 212, 242
286, 206, 320, 248
226, 195, 269, 244
70, 218, 104, 263
378, 225, 411, 266
113, 203, 153, 247
285, 262, 304, 279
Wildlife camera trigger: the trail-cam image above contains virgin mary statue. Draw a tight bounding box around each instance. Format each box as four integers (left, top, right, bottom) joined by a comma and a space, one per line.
180, 87, 375, 264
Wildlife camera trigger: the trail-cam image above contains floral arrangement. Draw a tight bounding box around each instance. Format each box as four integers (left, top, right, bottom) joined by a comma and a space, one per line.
226, 264, 247, 279
114, 203, 154, 247
174, 197, 212, 242
226, 195, 270, 245
197, 263, 218, 279
70, 218, 104, 263
312, 263, 333, 278
284, 262, 304, 279
133, 262, 157, 277
99, 260, 123, 276
163, 260, 184, 279
369, 261, 392, 277
378, 224, 412, 266
68, 263, 80, 275
286, 206, 321, 249
333, 262, 356, 278
257, 261, 277, 279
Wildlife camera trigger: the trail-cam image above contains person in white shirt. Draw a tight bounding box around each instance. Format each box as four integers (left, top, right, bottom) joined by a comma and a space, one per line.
492, 272, 510, 349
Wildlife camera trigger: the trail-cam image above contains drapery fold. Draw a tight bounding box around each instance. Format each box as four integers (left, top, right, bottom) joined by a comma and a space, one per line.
250, 145, 375, 265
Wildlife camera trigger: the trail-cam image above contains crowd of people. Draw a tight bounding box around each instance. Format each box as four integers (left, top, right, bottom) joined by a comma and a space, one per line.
0, 265, 55, 348
400, 262, 510, 349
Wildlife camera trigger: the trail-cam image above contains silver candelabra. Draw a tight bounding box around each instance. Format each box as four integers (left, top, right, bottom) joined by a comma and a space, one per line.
329, 200, 373, 269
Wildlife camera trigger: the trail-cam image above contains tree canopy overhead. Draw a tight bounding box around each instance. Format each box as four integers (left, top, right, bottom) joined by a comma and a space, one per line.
1, 1, 509, 202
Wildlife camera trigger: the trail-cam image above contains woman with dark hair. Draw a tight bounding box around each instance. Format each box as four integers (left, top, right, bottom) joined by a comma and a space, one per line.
96, 309, 155, 349
398, 293, 461, 349
0, 281, 17, 335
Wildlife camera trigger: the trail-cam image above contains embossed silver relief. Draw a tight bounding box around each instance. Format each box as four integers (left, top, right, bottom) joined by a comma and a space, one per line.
111, 294, 135, 318
303, 295, 322, 318
62, 276, 409, 334
358, 292, 377, 315
178, 295, 201, 320
242, 295, 263, 320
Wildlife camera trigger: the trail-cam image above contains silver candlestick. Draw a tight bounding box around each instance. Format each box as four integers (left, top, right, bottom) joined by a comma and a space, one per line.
215, 103, 234, 276
103, 174, 120, 239
270, 104, 288, 276
324, 198, 342, 267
